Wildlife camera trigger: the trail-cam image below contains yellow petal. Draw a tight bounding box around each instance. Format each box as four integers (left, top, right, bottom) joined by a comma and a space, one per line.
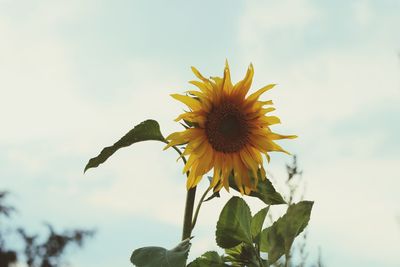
244, 186, 252, 195
194, 145, 214, 177
239, 147, 259, 179
186, 90, 212, 112
186, 161, 197, 188
235, 64, 254, 99
242, 64, 254, 92
223, 60, 233, 94
189, 80, 212, 94
164, 131, 188, 149
233, 155, 246, 194
266, 132, 298, 140
250, 135, 288, 154
264, 140, 290, 154
259, 116, 281, 126
191, 66, 208, 82
182, 154, 197, 174
193, 175, 204, 187
259, 100, 273, 106
186, 90, 205, 98
239, 148, 257, 170
247, 84, 276, 103
174, 112, 206, 128
223, 175, 230, 192
171, 94, 201, 110
210, 167, 221, 188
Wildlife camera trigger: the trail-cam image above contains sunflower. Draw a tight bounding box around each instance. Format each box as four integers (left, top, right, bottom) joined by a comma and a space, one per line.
165, 62, 296, 195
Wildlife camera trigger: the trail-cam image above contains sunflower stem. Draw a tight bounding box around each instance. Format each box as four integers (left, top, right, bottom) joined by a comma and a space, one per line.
162, 142, 194, 253
191, 186, 212, 231
182, 186, 196, 240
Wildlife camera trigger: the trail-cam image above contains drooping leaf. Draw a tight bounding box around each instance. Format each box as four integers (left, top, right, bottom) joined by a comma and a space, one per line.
259, 201, 313, 264
130, 238, 190, 267
251, 207, 269, 244
187, 251, 228, 267
229, 171, 286, 205
250, 178, 286, 205
84, 120, 165, 172
216, 197, 253, 249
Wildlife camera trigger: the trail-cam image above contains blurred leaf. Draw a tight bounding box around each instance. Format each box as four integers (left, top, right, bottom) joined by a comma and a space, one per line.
0, 191, 16, 218
260, 201, 313, 264
84, 120, 165, 172
187, 251, 228, 267
229, 172, 286, 205
130, 238, 190, 267
17, 224, 94, 267
251, 207, 269, 244
216, 197, 252, 249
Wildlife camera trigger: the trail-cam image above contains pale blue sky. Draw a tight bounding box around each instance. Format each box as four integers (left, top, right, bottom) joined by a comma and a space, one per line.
1, 0, 399, 266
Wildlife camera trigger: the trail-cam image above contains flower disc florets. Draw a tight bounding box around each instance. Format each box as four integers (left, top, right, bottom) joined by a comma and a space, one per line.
165, 61, 296, 194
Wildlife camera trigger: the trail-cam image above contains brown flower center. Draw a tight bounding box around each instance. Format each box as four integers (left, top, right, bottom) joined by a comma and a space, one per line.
205, 102, 249, 153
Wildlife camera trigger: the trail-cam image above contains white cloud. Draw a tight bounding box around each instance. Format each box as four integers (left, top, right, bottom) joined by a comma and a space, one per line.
237, 1, 400, 266
238, 2, 400, 130
238, 0, 319, 64
2, 1, 400, 266
353, 1, 375, 27
0, 0, 185, 225
239, 0, 319, 47
305, 157, 400, 265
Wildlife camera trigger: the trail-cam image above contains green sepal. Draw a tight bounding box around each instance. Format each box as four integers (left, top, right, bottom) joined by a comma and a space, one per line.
182, 119, 198, 128
204, 176, 220, 202
130, 238, 190, 267
84, 119, 165, 172
259, 201, 313, 264
204, 191, 220, 202
216, 197, 253, 249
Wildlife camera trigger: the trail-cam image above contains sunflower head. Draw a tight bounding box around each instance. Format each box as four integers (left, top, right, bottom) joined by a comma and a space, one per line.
165, 61, 296, 195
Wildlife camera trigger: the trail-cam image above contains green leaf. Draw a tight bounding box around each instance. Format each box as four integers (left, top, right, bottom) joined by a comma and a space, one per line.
216, 197, 253, 249
250, 177, 286, 205
130, 238, 190, 267
251, 207, 269, 244
225, 243, 262, 267
229, 172, 286, 205
84, 120, 165, 172
261, 259, 269, 267
187, 251, 228, 267
260, 201, 314, 264
259, 227, 283, 264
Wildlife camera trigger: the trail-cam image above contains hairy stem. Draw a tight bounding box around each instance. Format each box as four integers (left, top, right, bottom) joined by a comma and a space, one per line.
182, 187, 197, 240
191, 186, 212, 231
162, 141, 196, 241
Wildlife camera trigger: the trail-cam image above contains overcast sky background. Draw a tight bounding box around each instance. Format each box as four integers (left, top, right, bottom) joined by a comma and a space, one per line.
1, 0, 400, 266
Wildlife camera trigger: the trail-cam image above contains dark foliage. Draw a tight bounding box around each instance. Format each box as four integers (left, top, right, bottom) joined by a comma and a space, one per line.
0, 190, 94, 267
